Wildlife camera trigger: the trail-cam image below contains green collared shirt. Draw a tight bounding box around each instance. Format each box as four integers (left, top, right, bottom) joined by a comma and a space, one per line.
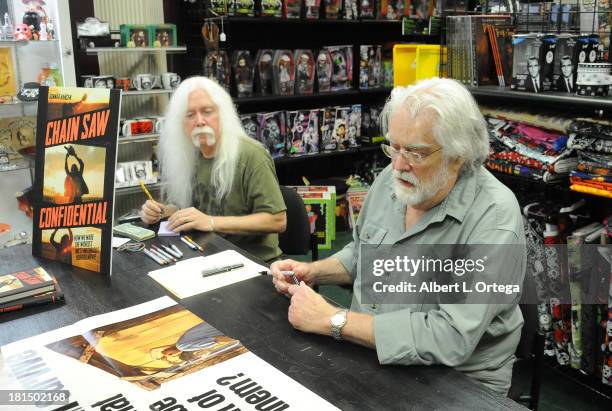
333, 165, 526, 395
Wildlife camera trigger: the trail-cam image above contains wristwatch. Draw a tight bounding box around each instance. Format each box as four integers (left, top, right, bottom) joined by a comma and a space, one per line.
330, 309, 348, 341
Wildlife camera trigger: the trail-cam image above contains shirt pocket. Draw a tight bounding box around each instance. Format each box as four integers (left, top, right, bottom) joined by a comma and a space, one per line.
359, 223, 387, 247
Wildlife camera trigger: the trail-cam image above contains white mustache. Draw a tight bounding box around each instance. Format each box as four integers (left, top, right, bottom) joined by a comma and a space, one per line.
393, 169, 419, 185
191, 126, 216, 147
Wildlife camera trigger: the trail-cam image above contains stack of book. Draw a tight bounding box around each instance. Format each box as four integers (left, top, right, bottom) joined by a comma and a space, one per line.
0, 267, 64, 313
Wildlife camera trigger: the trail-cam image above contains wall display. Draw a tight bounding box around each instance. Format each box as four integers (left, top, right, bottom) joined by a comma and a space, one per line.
305, 0, 321, 19
272, 49, 295, 95
255, 49, 274, 96
0, 297, 339, 410
327, 45, 353, 91
283, 0, 301, 18
360, 0, 377, 18
511, 34, 557, 93
120, 24, 149, 47
316, 49, 333, 92
235, 0, 255, 16
287, 109, 319, 155
232, 50, 254, 98
257, 111, 286, 158
262, 0, 283, 17
240, 113, 259, 140
204, 50, 231, 92
32, 86, 121, 275
294, 49, 315, 95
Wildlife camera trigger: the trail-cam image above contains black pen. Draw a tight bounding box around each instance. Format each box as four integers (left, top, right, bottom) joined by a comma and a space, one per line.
201, 263, 245, 278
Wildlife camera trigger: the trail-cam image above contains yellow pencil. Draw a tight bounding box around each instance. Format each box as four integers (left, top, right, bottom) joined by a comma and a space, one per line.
139, 180, 154, 201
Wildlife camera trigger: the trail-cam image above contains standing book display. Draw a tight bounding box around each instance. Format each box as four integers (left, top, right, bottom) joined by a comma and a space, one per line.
32, 87, 121, 274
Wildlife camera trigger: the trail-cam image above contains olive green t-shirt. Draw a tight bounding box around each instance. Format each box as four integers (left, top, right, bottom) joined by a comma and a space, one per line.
192, 138, 286, 262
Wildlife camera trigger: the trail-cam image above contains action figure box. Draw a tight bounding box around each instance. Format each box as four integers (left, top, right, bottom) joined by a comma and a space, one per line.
273, 50, 295, 96
316, 49, 333, 92
359, 45, 383, 89
288, 186, 336, 240
262, 0, 283, 17
210, 0, 236, 15
257, 111, 287, 158
325, 0, 342, 19
287, 110, 319, 155
333, 106, 351, 149
344, 0, 358, 19
120, 24, 149, 47
240, 114, 259, 140
552, 35, 578, 92
361, 0, 378, 18
232, 50, 255, 98
235, 0, 255, 16
347, 104, 361, 147
361, 105, 385, 143
305, 0, 322, 18
379, 0, 409, 21
203, 51, 231, 92
294, 49, 315, 95
510, 34, 557, 93
319, 107, 338, 151
327, 45, 353, 91
256, 49, 275, 96
148, 24, 177, 47
283, 0, 302, 18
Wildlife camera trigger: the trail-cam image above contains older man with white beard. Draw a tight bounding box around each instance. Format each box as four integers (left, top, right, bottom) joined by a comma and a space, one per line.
140, 76, 287, 262
270, 78, 526, 395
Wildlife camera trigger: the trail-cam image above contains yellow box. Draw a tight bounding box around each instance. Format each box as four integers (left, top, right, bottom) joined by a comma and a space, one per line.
393, 44, 446, 86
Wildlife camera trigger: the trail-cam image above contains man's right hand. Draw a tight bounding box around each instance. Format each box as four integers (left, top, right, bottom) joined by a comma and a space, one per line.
140, 200, 165, 225
270, 259, 316, 295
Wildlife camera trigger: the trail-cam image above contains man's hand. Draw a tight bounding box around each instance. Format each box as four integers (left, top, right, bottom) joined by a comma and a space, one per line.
271, 259, 316, 295
287, 282, 337, 335
167, 207, 213, 232
140, 199, 166, 225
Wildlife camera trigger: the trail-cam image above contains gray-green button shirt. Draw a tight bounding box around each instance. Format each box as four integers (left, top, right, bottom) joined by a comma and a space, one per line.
333, 165, 526, 395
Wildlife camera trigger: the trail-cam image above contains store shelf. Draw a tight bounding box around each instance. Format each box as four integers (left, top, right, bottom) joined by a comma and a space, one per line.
122, 89, 174, 96
227, 17, 361, 25
84, 46, 187, 55
0, 159, 31, 173
115, 182, 161, 195
274, 144, 382, 165
0, 39, 59, 45
468, 85, 612, 113
117, 134, 160, 145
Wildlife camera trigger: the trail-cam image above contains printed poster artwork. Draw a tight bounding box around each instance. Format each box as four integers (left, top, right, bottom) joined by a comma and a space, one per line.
40, 227, 102, 272
45, 305, 248, 391
46, 87, 111, 121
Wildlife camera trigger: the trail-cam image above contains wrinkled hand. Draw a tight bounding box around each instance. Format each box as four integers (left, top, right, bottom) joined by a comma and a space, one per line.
270, 259, 316, 295
140, 199, 166, 225
287, 283, 336, 335
166, 207, 212, 232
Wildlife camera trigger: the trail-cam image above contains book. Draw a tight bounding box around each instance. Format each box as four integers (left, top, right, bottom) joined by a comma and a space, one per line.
0, 276, 64, 313
32, 87, 122, 274
0, 267, 55, 305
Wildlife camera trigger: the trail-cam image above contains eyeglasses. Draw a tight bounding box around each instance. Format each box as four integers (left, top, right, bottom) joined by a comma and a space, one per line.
381, 143, 442, 166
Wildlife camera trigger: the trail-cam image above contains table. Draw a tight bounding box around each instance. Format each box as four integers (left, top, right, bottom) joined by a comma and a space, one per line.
0, 233, 524, 410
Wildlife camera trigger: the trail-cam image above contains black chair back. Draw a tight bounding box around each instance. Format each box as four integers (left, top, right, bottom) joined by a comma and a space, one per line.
278, 186, 311, 256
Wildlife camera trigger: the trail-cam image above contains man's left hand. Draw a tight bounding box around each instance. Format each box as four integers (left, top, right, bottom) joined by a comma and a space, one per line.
167, 207, 213, 232
287, 282, 337, 336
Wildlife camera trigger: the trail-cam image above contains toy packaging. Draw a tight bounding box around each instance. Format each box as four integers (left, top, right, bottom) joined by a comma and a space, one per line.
210, 0, 234, 16
256, 49, 275, 96
333, 106, 351, 149
240, 114, 259, 140
360, 0, 377, 18
359, 45, 382, 89
257, 111, 287, 158
316, 49, 333, 92
120, 24, 149, 47
324, 0, 342, 19
287, 110, 319, 155
319, 107, 338, 151
379, 0, 409, 21
203, 50, 231, 92
344, 0, 359, 20
305, 0, 322, 19
283, 0, 302, 18
235, 0, 256, 16
150, 24, 177, 47
510, 34, 557, 93
294, 49, 315, 95
262, 0, 283, 17
232, 50, 255, 98
347, 104, 362, 147
273, 50, 295, 95
327, 45, 353, 91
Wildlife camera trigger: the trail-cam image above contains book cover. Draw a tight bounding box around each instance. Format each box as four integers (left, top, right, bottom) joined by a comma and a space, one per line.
471, 16, 512, 86
298, 191, 333, 250
32, 87, 121, 274
0, 276, 64, 313
0, 267, 55, 304
494, 25, 515, 87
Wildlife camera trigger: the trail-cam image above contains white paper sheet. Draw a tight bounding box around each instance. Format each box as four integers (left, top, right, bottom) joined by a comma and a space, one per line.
157, 221, 179, 237
111, 236, 131, 248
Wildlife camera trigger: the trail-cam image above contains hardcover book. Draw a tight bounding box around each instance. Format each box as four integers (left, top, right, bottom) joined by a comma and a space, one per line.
32, 87, 121, 274
0, 275, 64, 312
0, 267, 55, 305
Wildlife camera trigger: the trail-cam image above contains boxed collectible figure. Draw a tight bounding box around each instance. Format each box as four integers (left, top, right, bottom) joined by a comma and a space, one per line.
287, 110, 319, 155
256, 49, 275, 96
258, 111, 287, 158
511, 34, 557, 93
305, 0, 322, 18
361, 0, 377, 18
347, 105, 362, 147
319, 107, 338, 151
552, 34, 578, 93
149, 24, 177, 47
325, 0, 342, 19
359, 45, 382, 89
294, 49, 315, 95
262, 0, 283, 17
359, 45, 371, 89
273, 50, 295, 95
204, 51, 231, 92
379, 0, 409, 21
344, 0, 358, 19
333, 107, 351, 149
316, 49, 333, 92
283, 0, 302, 18
240, 114, 259, 140
383, 59, 393, 87
235, 0, 255, 16
120, 24, 149, 47
233, 50, 255, 98
328, 45, 353, 91
210, 0, 234, 15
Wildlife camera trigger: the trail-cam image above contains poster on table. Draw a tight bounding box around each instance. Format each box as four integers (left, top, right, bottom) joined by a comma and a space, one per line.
0, 297, 338, 411
31, 86, 121, 274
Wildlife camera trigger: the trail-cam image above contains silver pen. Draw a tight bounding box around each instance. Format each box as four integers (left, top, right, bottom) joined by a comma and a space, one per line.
170, 243, 184, 257
143, 248, 165, 265
161, 244, 181, 259
201, 263, 245, 278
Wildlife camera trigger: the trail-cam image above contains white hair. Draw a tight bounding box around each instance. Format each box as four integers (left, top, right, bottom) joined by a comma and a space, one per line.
380, 78, 489, 174
158, 76, 251, 208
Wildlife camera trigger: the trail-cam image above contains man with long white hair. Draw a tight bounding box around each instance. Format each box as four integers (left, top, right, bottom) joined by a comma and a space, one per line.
140, 76, 287, 262
270, 78, 526, 395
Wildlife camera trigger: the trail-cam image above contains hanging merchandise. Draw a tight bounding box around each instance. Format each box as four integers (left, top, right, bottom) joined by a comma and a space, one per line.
201, 21, 220, 51
203, 50, 231, 91
294, 49, 315, 95
232, 50, 254, 98
272, 50, 295, 96
316, 49, 333, 92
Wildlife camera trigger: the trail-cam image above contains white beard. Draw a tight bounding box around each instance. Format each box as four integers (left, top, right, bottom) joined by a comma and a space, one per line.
392, 164, 451, 206
191, 126, 216, 148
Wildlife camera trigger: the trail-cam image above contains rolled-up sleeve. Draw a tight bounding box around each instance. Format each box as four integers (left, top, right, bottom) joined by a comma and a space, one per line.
333, 239, 358, 281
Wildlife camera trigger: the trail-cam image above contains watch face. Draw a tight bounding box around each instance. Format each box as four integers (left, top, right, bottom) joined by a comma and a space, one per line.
331, 311, 345, 326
